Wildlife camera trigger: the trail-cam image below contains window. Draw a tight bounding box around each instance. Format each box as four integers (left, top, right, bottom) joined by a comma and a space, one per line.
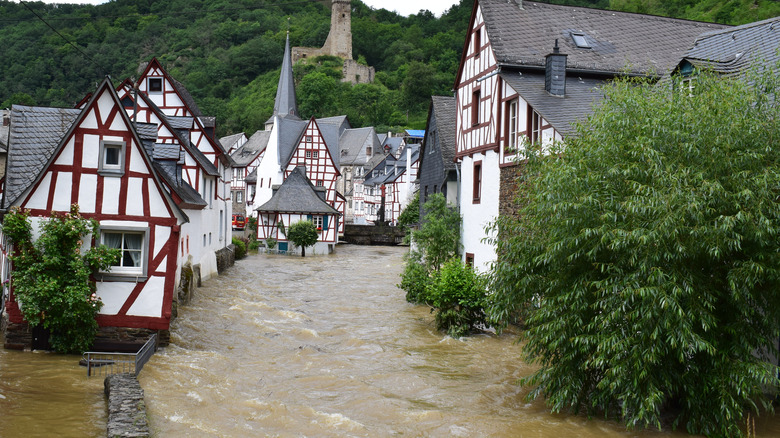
366, 147, 372, 156
312, 150, 319, 159
99, 140, 125, 176
473, 161, 482, 204
306, 136, 313, 142
148, 77, 163, 92
306, 150, 312, 159
235, 191, 243, 204
474, 28, 481, 58
527, 105, 542, 144
571, 33, 590, 49
471, 89, 481, 126
311, 215, 323, 230
316, 180, 324, 187
465, 253, 475, 267
233, 168, 242, 180
100, 228, 148, 279
506, 100, 518, 151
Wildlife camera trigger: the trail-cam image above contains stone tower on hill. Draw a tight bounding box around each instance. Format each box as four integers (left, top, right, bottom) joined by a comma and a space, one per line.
292, 0, 375, 85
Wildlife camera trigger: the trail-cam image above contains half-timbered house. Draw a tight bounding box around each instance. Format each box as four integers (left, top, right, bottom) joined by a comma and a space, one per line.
455, 0, 726, 271
1, 79, 187, 343
419, 96, 458, 216
229, 130, 270, 216
256, 166, 340, 254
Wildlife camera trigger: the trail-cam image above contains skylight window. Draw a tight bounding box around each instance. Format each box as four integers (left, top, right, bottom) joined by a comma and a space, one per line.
571, 33, 590, 49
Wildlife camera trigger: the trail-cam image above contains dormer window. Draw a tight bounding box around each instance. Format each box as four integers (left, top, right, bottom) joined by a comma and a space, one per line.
571, 33, 590, 49
148, 77, 163, 93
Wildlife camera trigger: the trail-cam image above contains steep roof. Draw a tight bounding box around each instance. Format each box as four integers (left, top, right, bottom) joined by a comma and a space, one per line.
317, 115, 351, 131
273, 33, 299, 119
674, 16, 780, 77
256, 166, 339, 214
500, 73, 604, 137
461, 0, 727, 82
430, 96, 457, 170
220, 132, 246, 152
277, 117, 309, 168
338, 127, 379, 166
3, 105, 81, 209
152, 162, 207, 210
0, 110, 9, 153
231, 130, 270, 167
317, 121, 343, 169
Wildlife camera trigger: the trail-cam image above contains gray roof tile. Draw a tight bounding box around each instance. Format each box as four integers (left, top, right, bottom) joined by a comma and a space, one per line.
256, 165, 339, 214
338, 127, 380, 166
500, 72, 605, 137
4, 105, 81, 208
430, 96, 457, 169
273, 34, 299, 118
477, 0, 728, 77
231, 130, 270, 167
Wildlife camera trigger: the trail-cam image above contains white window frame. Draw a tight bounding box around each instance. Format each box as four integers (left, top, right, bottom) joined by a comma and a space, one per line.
99, 226, 149, 281
507, 100, 518, 151
98, 140, 125, 177
312, 150, 319, 159
311, 216, 323, 230
148, 77, 163, 93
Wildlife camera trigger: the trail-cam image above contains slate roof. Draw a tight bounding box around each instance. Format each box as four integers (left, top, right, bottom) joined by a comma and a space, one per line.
273, 34, 299, 119
133, 122, 158, 141
256, 166, 339, 215
317, 121, 342, 168
220, 132, 246, 152
277, 117, 309, 168
152, 162, 206, 209
245, 167, 258, 183
500, 73, 605, 137
473, 0, 727, 78
231, 130, 270, 167
430, 96, 457, 170
171, 78, 203, 117
3, 105, 81, 209
0, 110, 9, 153
317, 115, 351, 131
338, 127, 379, 166
675, 16, 780, 77
167, 116, 193, 130
382, 137, 404, 157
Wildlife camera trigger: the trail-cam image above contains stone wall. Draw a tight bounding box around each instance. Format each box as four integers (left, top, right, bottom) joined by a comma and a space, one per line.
2, 318, 31, 350
343, 60, 375, 85
215, 245, 235, 274
104, 373, 150, 438
344, 224, 406, 245
499, 163, 525, 220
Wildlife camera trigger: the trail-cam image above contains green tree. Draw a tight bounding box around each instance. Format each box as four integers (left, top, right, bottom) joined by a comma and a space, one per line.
2, 205, 120, 353
286, 219, 319, 257
428, 257, 488, 337
396, 191, 420, 244
489, 67, 780, 435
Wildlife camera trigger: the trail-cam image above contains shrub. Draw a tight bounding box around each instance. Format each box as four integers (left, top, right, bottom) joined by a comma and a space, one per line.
232, 236, 247, 259
265, 237, 277, 249
428, 258, 487, 337
399, 251, 432, 304
2, 205, 120, 353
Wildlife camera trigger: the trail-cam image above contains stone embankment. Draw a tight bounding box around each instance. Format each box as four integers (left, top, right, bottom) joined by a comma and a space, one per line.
343, 224, 406, 245
104, 373, 150, 438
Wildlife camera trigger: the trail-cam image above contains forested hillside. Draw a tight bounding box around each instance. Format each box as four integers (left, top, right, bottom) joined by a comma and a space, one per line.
0, 0, 777, 136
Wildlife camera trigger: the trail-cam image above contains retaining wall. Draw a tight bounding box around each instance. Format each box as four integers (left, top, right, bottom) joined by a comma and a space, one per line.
104, 373, 150, 438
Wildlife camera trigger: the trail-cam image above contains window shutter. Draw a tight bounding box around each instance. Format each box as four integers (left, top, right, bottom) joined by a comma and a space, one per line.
323, 215, 329, 230
307, 214, 312, 222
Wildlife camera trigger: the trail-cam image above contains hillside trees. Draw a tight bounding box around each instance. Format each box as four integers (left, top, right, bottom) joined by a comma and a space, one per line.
489, 68, 780, 435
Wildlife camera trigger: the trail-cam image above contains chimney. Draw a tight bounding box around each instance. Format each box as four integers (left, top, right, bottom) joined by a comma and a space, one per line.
545, 39, 567, 97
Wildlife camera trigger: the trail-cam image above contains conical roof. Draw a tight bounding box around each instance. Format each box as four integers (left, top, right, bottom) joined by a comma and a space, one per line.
273, 33, 299, 118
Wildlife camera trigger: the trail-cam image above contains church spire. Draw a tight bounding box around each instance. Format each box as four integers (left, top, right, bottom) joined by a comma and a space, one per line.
273, 32, 298, 119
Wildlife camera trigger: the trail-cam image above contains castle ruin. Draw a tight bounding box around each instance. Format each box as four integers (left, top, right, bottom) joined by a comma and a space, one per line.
292, 0, 375, 85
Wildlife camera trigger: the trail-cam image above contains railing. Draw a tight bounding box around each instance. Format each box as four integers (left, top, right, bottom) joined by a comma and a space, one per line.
82, 334, 157, 377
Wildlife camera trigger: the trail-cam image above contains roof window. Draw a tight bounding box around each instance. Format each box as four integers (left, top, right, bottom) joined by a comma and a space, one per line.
571, 33, 590, 49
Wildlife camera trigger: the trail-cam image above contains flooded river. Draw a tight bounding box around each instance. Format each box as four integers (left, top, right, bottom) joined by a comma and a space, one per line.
2, 245, 780, 436
140, 245, 780, 437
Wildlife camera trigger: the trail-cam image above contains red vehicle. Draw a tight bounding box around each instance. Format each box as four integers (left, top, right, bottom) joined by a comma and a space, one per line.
232, 214, 246, 231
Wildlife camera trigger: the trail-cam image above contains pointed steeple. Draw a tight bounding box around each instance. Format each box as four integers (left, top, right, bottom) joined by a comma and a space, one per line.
273, 32, 299, 119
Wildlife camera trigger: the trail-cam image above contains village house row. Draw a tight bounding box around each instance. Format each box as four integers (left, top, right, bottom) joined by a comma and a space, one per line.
0, 0, 777, 349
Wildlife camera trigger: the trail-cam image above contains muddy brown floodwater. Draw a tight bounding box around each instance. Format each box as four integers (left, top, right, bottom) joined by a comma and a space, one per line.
2, 245, 778, 437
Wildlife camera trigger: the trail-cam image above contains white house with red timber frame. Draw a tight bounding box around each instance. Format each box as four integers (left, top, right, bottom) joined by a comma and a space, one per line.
455, 0, 726, 272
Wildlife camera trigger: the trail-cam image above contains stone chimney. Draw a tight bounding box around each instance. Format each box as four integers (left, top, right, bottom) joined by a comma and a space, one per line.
545, 39, 567, 97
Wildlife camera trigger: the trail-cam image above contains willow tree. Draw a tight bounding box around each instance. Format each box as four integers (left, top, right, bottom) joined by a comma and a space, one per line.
489, 67, 780, 436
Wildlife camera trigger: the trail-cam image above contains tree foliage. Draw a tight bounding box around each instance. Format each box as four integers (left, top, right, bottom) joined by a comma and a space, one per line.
286, 219, 318, 257
2, 205, 119, 354
489, 67, 780, 435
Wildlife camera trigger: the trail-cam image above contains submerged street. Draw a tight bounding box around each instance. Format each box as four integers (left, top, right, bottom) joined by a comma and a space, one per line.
138, 245, 780, 437
2, 245, 780, 436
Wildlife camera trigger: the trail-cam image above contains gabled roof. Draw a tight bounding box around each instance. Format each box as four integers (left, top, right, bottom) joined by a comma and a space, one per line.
220, 132, 246, 152
338, 127, 379, 166
273, 33, 299, 119
0, 109, 9, 153
231, 130, 270, 167
430, 96, 457, 170
245, 167, 258, 183
152, 162, 207, 210
317, 115, 351, 131
277, 117, 309, 168
256, 166, 339, 215
501, 73, 605, 137
457, 0, 727, 85
317, 121, 343, 169
135, 92, 220, 176
2, 105, 81, 209
674, 16, 780, 78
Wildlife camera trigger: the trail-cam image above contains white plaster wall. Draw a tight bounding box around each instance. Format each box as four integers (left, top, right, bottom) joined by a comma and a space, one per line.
460, 151, 499, 273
